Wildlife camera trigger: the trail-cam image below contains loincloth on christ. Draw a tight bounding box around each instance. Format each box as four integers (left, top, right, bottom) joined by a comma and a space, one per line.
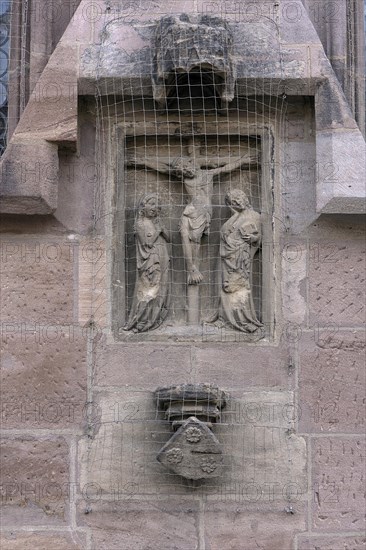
180, 204, 211, 243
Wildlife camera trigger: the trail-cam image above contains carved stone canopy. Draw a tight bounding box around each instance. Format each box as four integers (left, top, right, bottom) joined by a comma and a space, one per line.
153, 14, 236, 109
155, 384, 227, 428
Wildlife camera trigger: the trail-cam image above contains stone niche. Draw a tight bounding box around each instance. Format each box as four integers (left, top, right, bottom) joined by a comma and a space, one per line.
103, 12, 278, 343
111, 113, 275, 342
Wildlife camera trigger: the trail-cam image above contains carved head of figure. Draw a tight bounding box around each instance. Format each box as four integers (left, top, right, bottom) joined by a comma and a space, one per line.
171, 157, 196, 179
225, 189, 250, 212
138, 193, 160, 219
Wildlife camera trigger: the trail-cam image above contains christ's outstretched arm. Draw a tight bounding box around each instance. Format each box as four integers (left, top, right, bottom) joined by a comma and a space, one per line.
126, 157, 171, 175
210, 153, 258, 176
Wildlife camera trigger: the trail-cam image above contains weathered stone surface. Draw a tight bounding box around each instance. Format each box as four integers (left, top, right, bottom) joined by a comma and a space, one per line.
78, 237, 108, 328
216, 190, 263, 334
122, 193, 170, 331
77, 1, 327, 86
314, 53, 365, 215
94, 340, 194, 388
298, 331, 365, 433
312, 437, 366, 531
281, 141, 317, 233
77, 500, 199, 550
278, 0, 320, 44
281, 239, 308, 325
55, 116, 96, 233
309, 237, 365, 326
0, 531, 86, 550
79, 390, 307, 500
116, 127, 261, 336
78, 390, 170, 497
302, 0, 348, 61
95, 336, 292, 389
315, 130, 366, 214
0, 140, 59, 214
0, 215, 66, 234
7, 0, 82, 139
0, 238, 75, 323
303, 0, 349, 92
304, 0, 366, 132
214, 392, 307, 496
0, 2, 364, 547
15, 43, 78, 143
315, 78, 358, 132
194, 344, 291, 389
28, 0, 83, 92
0, 437, 70, 525
306, 215, 366, 241
155, 383, 227, 423
204, 502, 307, 550
1, 328, 87, 429
298, 534, 366, 550
3, 0, 363, 218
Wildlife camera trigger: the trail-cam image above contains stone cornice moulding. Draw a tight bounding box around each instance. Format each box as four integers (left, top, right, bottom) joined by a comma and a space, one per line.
0, 0, 364, 215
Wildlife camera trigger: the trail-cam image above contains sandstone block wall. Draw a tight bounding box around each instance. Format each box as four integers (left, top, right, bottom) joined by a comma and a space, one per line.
1, 1, 365, 549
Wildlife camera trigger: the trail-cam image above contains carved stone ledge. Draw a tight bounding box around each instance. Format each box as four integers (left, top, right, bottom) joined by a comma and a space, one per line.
0, 139, 59, 214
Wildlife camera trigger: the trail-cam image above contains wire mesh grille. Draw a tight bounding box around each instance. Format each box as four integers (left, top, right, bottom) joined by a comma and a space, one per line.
93, 14, 288, 338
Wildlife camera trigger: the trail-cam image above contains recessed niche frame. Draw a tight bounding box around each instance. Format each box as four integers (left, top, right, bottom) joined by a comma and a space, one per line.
109, 120, 280, 344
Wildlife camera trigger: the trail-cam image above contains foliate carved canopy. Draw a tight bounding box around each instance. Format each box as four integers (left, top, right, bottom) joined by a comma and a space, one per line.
152, 14, 236, 108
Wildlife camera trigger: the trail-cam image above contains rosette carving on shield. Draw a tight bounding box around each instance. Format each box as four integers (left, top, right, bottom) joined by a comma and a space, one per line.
157, 417, 223, 480
165, 448, 184, 464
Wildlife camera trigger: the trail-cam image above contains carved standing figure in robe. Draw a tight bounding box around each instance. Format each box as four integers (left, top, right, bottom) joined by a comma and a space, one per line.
127, 140, 256, 285
218, 189, 263, 333
123, 193, 170, 333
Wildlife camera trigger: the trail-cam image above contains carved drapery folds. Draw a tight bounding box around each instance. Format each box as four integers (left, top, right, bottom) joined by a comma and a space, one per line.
153, 14, 236, 108
123, 184, 263, 336
218, 190, 263, 335
123, 194, 170, 333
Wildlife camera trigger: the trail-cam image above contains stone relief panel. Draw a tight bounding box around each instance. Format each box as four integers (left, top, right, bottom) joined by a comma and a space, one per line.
112, 121, 272, 342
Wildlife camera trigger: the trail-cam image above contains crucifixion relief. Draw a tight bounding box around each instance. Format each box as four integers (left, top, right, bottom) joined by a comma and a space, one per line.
124, 137, 262, 331
127, 139, 257, 285
116, 14, 265, 338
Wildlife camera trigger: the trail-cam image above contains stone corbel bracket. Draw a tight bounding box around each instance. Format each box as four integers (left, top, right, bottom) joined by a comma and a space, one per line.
152, 14, 236, 109
155, 384, 227, 480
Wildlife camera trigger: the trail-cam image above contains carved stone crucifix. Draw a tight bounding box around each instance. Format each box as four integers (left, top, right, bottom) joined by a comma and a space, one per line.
127, 139, 257, 286
126, 139, 257, 325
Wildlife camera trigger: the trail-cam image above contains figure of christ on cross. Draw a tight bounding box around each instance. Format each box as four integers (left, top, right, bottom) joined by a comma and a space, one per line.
127, 140, 257, 285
